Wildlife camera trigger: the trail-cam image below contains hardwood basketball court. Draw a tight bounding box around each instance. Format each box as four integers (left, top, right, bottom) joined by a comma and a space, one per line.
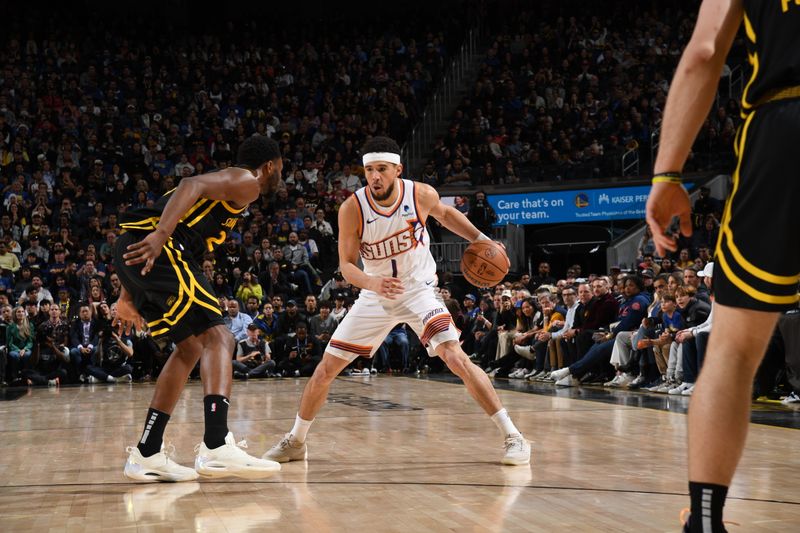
1, 375, 798, 532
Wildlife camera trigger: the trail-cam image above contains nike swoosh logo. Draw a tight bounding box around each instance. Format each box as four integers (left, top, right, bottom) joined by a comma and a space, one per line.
366, 218, 378, 224
425, 280, 435, 286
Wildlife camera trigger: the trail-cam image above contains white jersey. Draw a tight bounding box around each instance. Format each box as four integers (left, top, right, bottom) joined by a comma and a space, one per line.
353, 179, 436, 284
328, 179, 458, 362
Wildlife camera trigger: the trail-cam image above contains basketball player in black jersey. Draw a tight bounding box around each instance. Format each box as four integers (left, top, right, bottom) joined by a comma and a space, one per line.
116, 135, 283, 481
647, 1, 800, 531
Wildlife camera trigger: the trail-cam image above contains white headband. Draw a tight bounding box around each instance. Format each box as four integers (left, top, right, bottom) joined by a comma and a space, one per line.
363, 152, 401, 166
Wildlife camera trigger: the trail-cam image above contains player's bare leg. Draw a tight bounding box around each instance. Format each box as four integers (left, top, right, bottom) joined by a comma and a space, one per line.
435, 340, 530, 465
264, 352, 350, 463
149, 338, 203, 414
197, 325, 235, 399
435, 340, 503, 414
297, 352, 351, 420
685, 304, 778, 529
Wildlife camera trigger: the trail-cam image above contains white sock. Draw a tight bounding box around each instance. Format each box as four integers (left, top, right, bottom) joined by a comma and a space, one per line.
491, 408, 521, 438
290, 414, 314, 443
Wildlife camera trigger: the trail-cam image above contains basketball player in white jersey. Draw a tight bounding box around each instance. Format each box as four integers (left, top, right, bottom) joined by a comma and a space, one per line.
264, 136, 530, 466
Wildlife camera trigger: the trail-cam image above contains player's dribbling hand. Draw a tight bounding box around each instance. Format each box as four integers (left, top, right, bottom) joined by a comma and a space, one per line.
123, 230, 169, 276
372, 276, 404, 299
645, 182, 692, 257
495, 240, 512, 268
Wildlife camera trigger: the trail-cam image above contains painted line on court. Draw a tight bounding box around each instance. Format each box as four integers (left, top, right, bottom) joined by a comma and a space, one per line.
2, 481, 799, 507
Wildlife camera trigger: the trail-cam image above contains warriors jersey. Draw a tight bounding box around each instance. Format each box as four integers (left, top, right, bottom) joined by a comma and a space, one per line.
120, 189, 246, 261
353, 179, 436, 284
710, 2, 800, 313
741, 1, 800, 112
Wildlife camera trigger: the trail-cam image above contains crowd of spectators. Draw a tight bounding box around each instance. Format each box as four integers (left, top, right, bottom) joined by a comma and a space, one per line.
457, 253, 797, 403
423, 1, 744, 186
0, 4, 468, 385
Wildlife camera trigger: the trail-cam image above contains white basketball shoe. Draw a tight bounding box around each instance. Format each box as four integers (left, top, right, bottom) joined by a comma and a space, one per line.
194, 432, 281, 478
124, 444, 199, 482
501, 434, 531, 466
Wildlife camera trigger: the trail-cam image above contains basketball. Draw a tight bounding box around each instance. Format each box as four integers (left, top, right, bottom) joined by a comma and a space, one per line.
461, 240, 510, 288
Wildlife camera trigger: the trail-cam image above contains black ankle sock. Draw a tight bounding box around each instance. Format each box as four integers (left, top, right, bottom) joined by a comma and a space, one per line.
137, 408, 170, 457
203, 395, 229, 449
688, 482, 728, 532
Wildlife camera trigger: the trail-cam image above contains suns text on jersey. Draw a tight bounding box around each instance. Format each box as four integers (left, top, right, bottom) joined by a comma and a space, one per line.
360, 221, 420, 260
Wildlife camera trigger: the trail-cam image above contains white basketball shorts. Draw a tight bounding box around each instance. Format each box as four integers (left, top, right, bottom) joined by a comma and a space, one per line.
326, 282, 460, 362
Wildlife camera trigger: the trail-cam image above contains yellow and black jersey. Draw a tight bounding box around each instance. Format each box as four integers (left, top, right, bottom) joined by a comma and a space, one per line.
120, 189, 246, 260
712, 1, 800, 313
741, 0, 800, 112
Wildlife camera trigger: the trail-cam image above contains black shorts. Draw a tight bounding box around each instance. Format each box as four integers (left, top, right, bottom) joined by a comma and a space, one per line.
114, 231, 224, 344
713, 101, 800, 312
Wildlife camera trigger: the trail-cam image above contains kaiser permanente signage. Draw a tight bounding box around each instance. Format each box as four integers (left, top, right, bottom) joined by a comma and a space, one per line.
488, 184, 691, 226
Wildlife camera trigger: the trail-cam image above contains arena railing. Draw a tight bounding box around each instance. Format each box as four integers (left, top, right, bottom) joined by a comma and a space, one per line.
402, 25, 483, 177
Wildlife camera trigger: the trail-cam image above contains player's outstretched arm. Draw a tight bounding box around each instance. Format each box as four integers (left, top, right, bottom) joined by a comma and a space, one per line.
646, 0, 742, 256
338, 196, 404, 299
123, 168, 260, 275
418, 183, 486, 242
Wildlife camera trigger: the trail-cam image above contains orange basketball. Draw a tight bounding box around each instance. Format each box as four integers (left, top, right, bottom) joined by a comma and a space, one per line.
461, 240, 510, 288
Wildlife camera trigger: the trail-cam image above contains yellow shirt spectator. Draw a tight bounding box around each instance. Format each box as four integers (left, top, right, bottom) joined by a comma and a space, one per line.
0, 243, 21, 273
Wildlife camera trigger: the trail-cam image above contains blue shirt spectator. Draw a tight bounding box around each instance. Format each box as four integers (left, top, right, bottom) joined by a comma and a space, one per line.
224, 300, 253, 342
